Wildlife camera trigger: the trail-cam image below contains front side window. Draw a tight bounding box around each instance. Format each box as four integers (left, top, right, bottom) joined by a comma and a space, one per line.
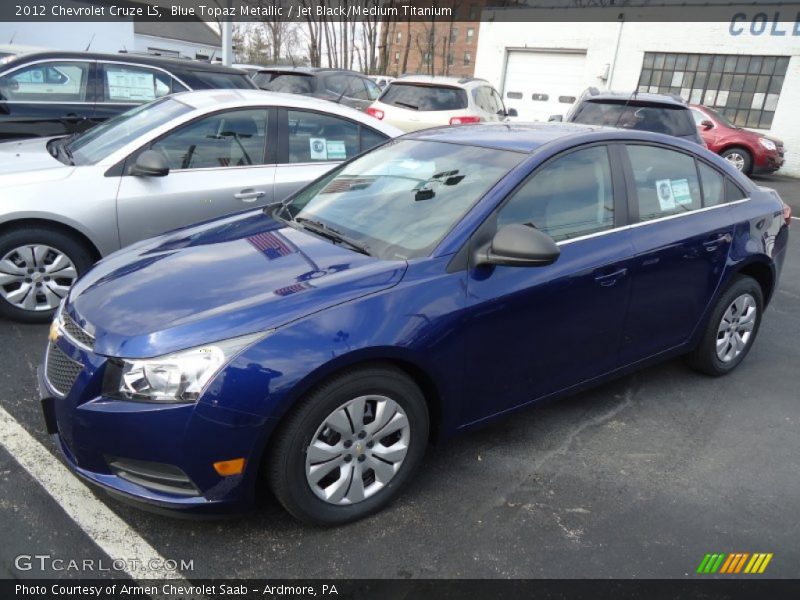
149, 108, 268, 170
287, 110, 359, 163
282, 140, 524, 259
68, 97, 192, 165
626, 144, 702, 221
101, 64, 173, 103
497, 146, 615, 241
0, 61, 91, 101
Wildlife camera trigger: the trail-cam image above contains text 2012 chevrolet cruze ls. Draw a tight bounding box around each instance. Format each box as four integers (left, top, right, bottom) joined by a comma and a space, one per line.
39, 123, 789, 524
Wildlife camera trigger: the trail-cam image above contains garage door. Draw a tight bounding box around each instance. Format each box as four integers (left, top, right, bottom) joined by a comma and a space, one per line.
502, 50, 588, 122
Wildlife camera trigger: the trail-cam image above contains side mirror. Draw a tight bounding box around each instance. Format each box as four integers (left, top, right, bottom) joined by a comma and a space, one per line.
700, 119, 714, 131
505, 108, 518, 118
475, 224, 560, 268
548, 114, 563, 122
129, 150, 169, 177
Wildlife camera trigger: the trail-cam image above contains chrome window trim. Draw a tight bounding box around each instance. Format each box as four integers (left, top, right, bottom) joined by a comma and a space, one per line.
556, 197, 750, 247
97, 60, 192, 94
168, 163, 278, 174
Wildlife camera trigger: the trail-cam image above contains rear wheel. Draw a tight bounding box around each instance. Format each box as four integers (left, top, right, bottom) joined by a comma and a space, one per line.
686, 276, 763, 376
720, 147, 753, 175
267, 365, 429, 525
0, 227, 93, 323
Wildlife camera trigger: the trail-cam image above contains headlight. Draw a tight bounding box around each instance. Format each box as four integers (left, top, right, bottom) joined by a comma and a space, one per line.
103, 332, 267, 403
759, 138, 777, 152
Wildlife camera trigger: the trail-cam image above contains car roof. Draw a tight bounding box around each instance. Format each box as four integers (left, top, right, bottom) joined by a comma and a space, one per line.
585, 91, 688, 108
254, 66, 369, 77
0, 51, 246, 74
403, 121, 698, 154
169, 89, 403, 136
392, 75, 489, 88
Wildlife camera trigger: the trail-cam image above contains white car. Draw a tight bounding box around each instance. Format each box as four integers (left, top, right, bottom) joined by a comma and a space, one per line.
0, 89, 401, 322
366, 76, 516, 132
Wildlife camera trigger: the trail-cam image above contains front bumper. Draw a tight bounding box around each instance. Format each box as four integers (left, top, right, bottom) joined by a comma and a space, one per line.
754, 148, 785, 174
37, 339, 275, 515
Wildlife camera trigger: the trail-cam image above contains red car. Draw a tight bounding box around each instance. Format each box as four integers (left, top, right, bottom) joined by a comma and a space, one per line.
690, 104, 784, 176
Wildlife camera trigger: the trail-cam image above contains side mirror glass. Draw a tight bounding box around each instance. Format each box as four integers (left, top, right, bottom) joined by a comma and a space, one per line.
700, 119, 714, 131
506, 108, 518, 118
548, 114, 563, 122
476, 224, 560, 268
129, 150, 169, 177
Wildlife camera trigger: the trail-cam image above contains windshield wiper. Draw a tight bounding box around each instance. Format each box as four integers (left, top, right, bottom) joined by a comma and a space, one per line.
394, 101, 419, 110
295, 217, 371, 256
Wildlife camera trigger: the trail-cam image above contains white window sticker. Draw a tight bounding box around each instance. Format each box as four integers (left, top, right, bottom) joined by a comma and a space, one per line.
656, 178, 693, 211
309, 137, 327, 160
106, 69, 155, 102
326, 140, 347, 160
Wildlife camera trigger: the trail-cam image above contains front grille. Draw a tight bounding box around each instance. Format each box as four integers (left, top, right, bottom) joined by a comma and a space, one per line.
62, 312, 95, 349
45, 343, 83, 397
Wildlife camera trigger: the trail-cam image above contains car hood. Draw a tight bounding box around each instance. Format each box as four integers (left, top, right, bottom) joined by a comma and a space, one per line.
67, 210, 407, 358
0, 137, 74, 181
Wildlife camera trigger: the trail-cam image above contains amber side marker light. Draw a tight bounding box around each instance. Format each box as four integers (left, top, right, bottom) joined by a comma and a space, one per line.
213, 458, 246, 476
783, 201, 792, 227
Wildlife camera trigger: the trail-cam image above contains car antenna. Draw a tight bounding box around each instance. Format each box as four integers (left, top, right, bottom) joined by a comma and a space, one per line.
614, 88, 638, 130
8, 32, 16, 44
336, 79, 353, 105
85, 34, 95, 52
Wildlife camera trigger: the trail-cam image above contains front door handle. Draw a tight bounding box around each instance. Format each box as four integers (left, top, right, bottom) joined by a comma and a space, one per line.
702, 233, 732, 251
594, 267, 628, 287
234, 189, 266, 202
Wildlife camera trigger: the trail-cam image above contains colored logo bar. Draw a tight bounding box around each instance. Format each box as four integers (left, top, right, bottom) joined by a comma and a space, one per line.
696, 553, 773, 574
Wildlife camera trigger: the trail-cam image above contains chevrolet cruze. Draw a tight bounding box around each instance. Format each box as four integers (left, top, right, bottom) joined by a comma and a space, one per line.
39, 123, 790, 524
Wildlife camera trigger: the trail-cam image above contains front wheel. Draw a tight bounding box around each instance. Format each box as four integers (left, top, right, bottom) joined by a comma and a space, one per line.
267, 365, 429, 525
0, 227, 94, 323
720, 147, 753, 175
685, 276, 763, 376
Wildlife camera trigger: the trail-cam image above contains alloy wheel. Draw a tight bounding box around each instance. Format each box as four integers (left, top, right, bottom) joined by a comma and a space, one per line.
724, 152, 746, 171
0, 245, 77, 311
305, 395, 410, 505
716, 293, 757, 363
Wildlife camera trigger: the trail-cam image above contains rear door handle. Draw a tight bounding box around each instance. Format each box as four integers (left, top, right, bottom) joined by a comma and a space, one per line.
234, 189, 266, 202
594, 267, 628, 287
703, 233, 732, 251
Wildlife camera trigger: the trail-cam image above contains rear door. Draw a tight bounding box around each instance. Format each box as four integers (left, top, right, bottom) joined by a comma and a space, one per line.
0, 58, 96, 140
273, 108, 389, 201
619, 143, 735, 363
115, 107, 275, 247
501, 50, 586, 121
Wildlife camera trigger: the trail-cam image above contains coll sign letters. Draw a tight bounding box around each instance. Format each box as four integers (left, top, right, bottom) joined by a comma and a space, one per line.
729, 11, 800, 36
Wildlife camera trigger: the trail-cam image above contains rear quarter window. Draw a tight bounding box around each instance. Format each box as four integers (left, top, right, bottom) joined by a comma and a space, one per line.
380, 83, 467, 111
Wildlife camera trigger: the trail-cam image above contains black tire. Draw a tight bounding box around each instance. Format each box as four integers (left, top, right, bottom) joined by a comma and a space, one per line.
267, 365, 429, 525
0, 226, 94, 323
685, 276, 764, 376
720, 146, 753, 175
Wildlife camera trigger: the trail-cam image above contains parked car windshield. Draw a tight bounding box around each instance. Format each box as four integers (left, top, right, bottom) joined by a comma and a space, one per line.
67, 97, 192, 165
379, 83, 468, 111
571, 100, 697, 137
281, 139, 524, 260
254, 72, 314, 94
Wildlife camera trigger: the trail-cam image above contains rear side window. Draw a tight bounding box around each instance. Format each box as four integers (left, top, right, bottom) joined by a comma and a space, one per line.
380, 83, 468, 111
287, 110, 360, 163
572, 101, 697, 137
698, 162, 725, 207
626, 144, 702, 221
101, 64, 173, 103
256, 72, 314, 94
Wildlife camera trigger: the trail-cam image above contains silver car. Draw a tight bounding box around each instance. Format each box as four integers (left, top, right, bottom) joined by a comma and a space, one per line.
0, 89, 401, 322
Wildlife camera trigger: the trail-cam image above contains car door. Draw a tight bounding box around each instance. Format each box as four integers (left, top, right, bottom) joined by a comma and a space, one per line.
462, 144, 635, 423
115, 107, 275, 247
273, 108, 388, 201
91, 61, 187, 128
0, 59, 96, 140
619, 143, 735, 363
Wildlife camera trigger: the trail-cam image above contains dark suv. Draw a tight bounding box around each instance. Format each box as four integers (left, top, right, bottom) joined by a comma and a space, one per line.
0, 51, 256, 141
252, 67, 381, 112
551, 89, 703, 146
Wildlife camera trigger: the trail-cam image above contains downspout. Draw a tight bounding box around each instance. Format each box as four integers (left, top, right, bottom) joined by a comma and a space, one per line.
607, 13, 625, 90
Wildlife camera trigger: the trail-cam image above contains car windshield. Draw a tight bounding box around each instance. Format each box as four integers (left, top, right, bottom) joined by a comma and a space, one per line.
280, 139, 524, 260
571, 100, 697, 137
379, 83, 468, 111
67, 97, 192, 165
254, 72, 314, 94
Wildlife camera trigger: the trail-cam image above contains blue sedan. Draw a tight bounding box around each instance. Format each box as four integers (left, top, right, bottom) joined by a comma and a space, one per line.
39, 123, 790, 524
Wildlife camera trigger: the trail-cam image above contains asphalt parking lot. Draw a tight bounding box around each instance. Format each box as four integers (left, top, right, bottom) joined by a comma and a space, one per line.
1, 175, 798, 581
